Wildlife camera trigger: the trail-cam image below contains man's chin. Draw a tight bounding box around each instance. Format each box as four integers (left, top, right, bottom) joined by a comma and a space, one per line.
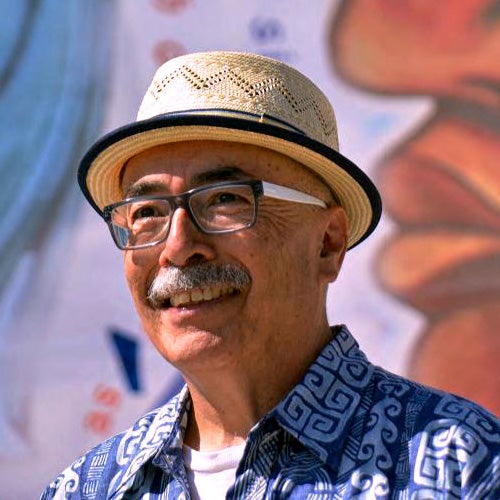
148, 325, 239, 370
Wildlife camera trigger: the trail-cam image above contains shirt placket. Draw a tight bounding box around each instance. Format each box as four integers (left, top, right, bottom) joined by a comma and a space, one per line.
228, 419, 284, 499
152, 449, 191, 499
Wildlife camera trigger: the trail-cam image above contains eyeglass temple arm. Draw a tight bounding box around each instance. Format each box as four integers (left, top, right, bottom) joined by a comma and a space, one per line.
261, 181, 327, 208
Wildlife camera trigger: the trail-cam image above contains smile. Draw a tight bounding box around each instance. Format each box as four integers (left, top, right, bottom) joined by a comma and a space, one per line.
169, 284, 236, 307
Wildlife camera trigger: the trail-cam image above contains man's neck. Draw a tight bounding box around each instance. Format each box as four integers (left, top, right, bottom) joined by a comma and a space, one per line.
182, 324, 333, 451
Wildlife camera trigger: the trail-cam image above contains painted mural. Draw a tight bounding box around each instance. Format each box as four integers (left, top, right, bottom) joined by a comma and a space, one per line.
330, 0, 500, 414
1, 0, 499, 496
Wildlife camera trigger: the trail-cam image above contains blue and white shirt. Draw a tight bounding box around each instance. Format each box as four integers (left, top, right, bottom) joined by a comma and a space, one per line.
41, 326, 500, 499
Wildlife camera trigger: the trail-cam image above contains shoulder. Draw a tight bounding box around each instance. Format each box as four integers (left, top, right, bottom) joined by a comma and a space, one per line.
40, 388, 188, 499
368, 366, 500, 493
370, 365, 500, 436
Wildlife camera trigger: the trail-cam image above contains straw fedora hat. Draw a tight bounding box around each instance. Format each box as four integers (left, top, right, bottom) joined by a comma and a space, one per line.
78, 51, 381, 249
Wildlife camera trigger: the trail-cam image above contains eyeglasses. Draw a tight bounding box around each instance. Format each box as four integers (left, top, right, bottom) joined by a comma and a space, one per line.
103, 179, 327, 250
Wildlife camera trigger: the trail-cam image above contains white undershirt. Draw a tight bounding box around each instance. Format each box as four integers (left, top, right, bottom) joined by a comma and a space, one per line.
183, 443, 246, 500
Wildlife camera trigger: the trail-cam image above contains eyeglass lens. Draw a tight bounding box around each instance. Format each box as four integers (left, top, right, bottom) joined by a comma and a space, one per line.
109, 183, 258, 249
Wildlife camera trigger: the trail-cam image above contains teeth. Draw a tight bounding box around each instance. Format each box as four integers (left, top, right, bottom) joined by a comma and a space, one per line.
169, 285, 234, 308
171, 292, 190, 307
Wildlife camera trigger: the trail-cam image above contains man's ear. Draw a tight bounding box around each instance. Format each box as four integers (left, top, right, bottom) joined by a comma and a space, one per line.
319, 206, 348, 282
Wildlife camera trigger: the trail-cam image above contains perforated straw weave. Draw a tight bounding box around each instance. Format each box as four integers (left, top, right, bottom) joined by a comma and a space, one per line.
139, 53, 337, 146
79, 51, 382, 249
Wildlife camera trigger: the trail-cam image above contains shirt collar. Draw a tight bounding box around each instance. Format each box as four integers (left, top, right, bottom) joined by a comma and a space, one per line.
109, 326, 373, 495
271, 325, 374, 468
108, 385, 191, 497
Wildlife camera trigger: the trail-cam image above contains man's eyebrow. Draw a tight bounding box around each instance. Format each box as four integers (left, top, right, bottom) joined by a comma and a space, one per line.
124, 181, 166, 198
123, 167, 248, 199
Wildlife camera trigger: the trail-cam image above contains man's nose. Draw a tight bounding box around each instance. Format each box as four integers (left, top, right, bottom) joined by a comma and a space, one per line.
158, 208, 216, 267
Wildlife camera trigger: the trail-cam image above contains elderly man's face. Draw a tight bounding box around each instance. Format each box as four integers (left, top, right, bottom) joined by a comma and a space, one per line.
121, 141, 347, 375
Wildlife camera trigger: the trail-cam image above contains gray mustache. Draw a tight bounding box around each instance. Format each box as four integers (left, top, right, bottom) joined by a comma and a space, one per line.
147, 262, 251, 308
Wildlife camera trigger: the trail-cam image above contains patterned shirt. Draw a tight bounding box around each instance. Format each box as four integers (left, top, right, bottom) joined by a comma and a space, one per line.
41, 326, 500, 499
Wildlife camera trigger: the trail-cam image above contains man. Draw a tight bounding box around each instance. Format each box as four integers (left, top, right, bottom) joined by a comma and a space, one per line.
42, 51, 500, 499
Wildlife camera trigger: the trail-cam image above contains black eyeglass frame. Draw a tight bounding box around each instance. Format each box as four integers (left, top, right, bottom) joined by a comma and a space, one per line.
103, 180, 264, 250
103, 179, 327, 250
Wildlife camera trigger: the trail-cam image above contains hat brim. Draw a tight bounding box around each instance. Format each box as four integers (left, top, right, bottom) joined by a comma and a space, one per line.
78, 113, 382, 250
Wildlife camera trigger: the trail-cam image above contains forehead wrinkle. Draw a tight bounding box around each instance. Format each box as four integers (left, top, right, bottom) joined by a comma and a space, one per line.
122, 166, 250, 199
191, 166, 249, 185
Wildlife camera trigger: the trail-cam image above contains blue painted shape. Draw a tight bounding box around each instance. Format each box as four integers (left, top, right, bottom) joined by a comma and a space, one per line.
109, 328, 141, 392
249, 17, 285, 44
